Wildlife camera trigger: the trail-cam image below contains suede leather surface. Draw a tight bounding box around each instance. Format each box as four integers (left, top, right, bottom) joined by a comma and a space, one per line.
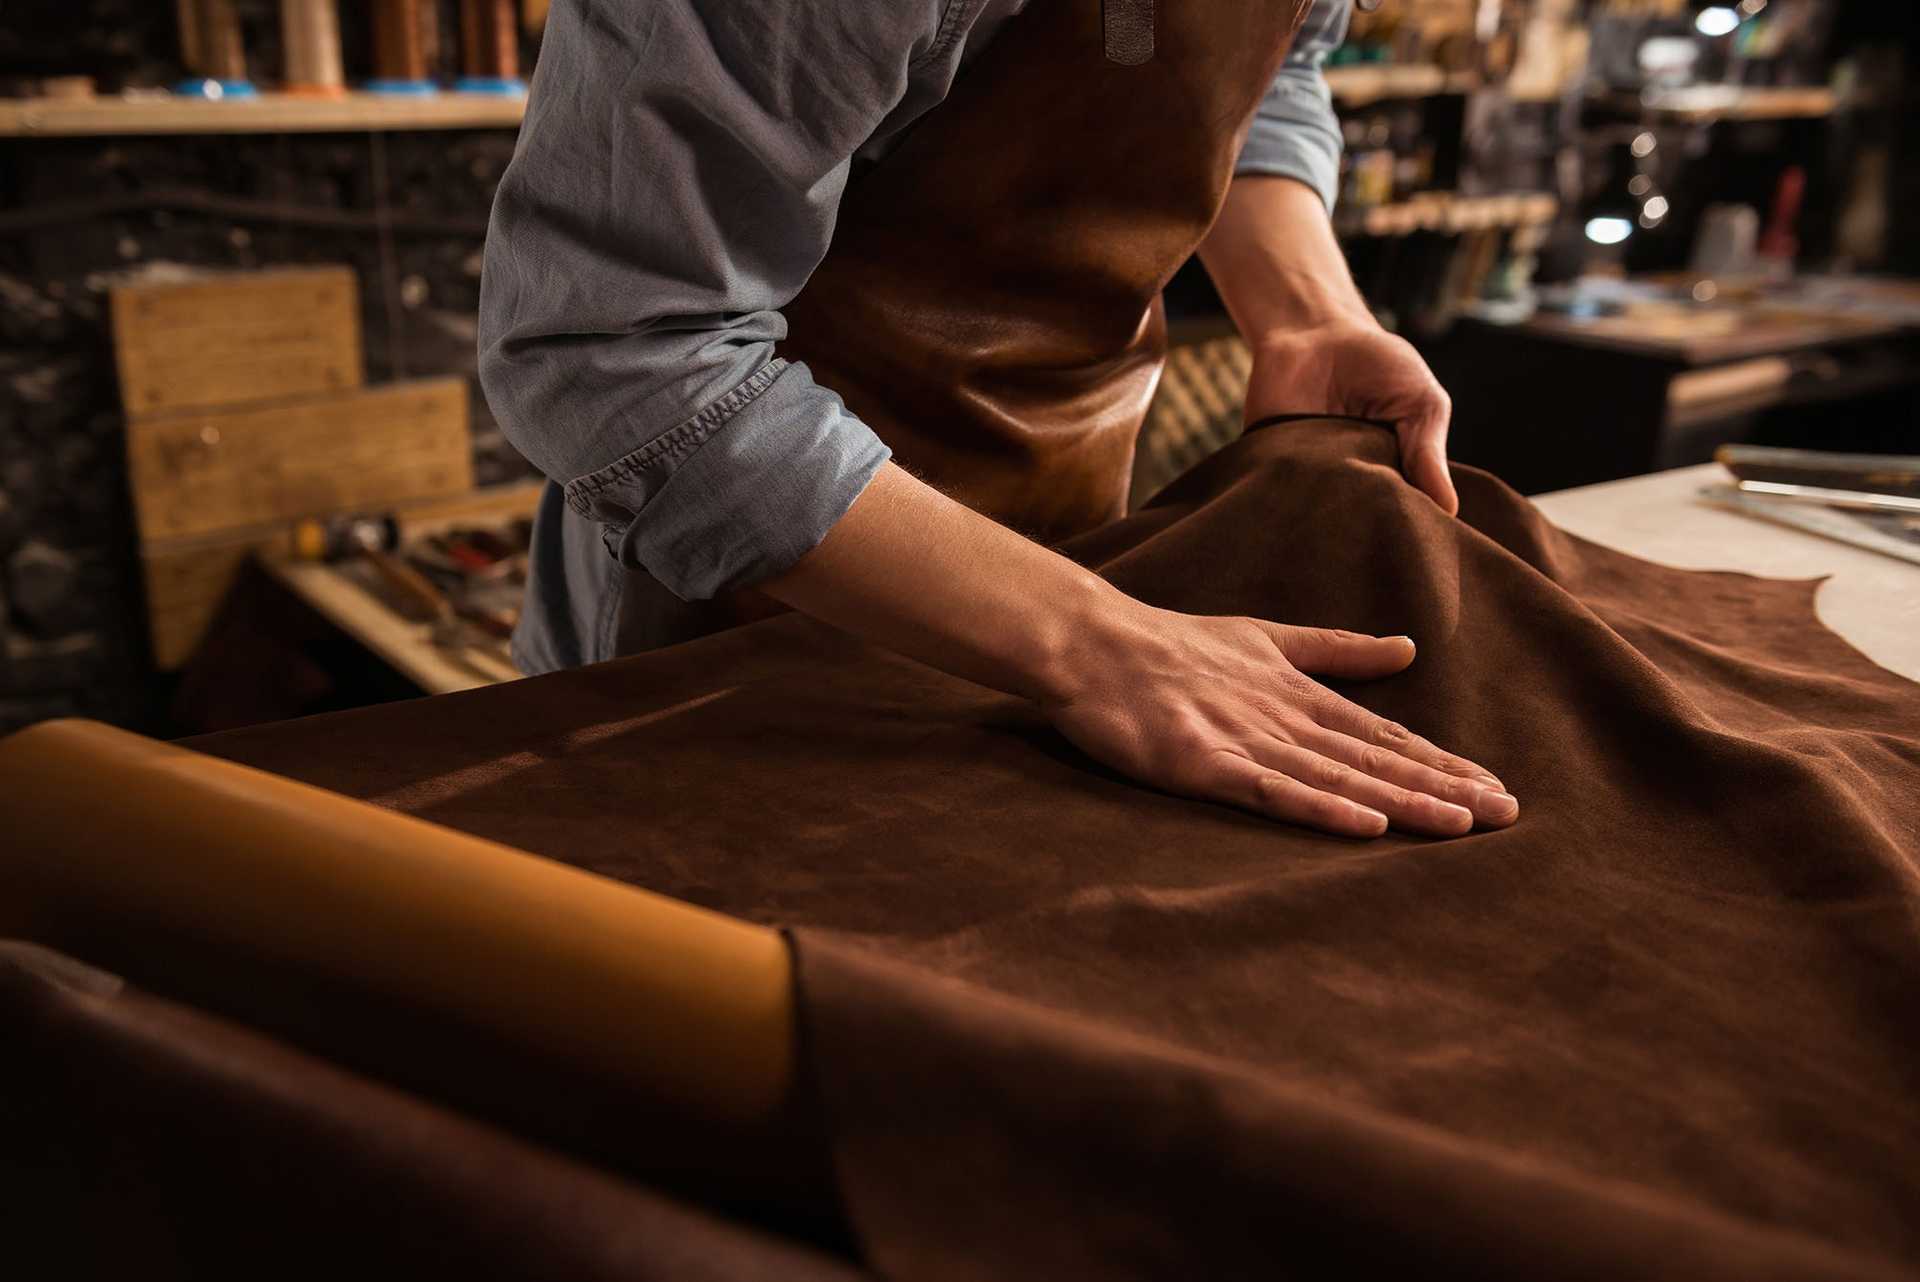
178, 422, 1920, 1280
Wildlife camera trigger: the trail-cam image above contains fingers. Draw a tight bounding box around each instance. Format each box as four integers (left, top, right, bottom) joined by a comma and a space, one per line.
1268, 624, 1513, 814
1270, 625, 1416, 680
1249, 739, 1476, 837
1309, 692, 1508, 795
1298, 725, 1518, 829
1398, 402, 1459, 516
1201, 751, 1390, 839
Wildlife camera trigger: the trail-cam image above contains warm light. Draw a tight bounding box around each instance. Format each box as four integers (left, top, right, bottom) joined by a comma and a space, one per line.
1586, 217, 1634, 245
1628, 175, 1652, 196
1695, 7, 1740, 37
1692, 280, 1719, 302
1643, 195, 1670, 220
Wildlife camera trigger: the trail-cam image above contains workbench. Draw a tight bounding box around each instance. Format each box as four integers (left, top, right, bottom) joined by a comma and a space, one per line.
1433, 283, 1920, 495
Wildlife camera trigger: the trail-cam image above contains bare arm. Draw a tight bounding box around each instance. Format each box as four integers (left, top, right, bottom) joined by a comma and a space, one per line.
762, 463, 1518, 837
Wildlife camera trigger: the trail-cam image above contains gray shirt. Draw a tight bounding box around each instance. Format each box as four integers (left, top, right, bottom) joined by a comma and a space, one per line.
479, 0, 1351, 612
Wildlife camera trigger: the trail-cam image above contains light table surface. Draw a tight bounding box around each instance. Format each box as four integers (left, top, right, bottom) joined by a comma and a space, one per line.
1534, 463, 1920, 682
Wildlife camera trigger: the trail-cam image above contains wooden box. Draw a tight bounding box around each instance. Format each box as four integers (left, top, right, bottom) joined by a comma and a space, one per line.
111, 267, 364, 417
127, 377, 474, 543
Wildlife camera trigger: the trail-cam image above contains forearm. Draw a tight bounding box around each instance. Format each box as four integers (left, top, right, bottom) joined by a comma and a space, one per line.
1198, 175, 1373, 342
759, 462, 1120, 706
760, 460, 1513, 838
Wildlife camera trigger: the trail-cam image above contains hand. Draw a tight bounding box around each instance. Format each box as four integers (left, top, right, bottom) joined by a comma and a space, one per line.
767, 463, 1515, 840
1245, 321, 1458, 516
1044, 600, 1517, 837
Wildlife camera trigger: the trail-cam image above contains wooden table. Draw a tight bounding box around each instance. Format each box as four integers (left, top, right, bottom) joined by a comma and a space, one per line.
1535, 463, 1920, 681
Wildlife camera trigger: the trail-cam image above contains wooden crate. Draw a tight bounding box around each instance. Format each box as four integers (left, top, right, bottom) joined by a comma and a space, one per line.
127, 377, 474, 543
111, 267, 364, 417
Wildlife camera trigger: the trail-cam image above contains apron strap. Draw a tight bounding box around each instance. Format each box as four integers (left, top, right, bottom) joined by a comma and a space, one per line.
1103, 0, 1155, 64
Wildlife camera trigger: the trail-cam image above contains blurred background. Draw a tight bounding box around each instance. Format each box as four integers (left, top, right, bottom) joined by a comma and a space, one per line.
0, 0, 1914, 738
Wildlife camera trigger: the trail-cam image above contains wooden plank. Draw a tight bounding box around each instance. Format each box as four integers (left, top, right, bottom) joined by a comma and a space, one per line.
112, 267, 363, 416
0, 90, 525, 138
127, 378, 473, 542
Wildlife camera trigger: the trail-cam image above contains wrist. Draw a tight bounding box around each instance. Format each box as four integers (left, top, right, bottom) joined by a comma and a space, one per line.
1247, 294, 1378, 350
1015, 569, 1145, 709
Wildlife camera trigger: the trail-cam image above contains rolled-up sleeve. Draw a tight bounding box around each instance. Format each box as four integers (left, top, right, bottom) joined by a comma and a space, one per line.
1235, 0, 1351, 212
479, 0, 942, 600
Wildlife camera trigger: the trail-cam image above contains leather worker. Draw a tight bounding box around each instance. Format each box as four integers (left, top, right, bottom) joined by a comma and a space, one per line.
478, 0, 1521, 839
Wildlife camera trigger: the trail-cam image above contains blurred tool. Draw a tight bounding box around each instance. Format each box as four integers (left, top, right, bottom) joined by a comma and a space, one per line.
292, 513, 515, 649
1758, 166, 1806, 275
1732, 482, 1920, 517
295, 513, 437, 617
1703, 447, 1920, 567
1717, 445, 1920, 501
1689, 204, 1760, 279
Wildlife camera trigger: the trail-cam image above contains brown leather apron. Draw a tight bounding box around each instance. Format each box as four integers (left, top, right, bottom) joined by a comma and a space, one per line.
619, 0, 1311, 649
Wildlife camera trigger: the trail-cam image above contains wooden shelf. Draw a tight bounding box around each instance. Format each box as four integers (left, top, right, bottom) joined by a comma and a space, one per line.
1336, 192, 1558, 238
3, 67, 1506, 136
1325, 65, 1477, 107
0, 90, 526, 138
1598, 85, 1837, 123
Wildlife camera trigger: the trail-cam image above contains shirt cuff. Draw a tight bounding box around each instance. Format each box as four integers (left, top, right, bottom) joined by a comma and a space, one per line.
563, 358, 892, 601
1235, 71, 1343, 214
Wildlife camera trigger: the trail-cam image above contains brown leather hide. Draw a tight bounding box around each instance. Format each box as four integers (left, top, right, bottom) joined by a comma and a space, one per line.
183, 422, 1920, 1280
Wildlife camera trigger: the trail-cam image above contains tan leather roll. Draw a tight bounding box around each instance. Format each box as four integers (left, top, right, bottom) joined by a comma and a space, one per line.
0, 718, 794, 1132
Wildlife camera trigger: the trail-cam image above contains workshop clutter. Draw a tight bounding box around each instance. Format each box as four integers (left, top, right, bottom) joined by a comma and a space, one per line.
284, 497, 532, 686
113, 264, 475, 668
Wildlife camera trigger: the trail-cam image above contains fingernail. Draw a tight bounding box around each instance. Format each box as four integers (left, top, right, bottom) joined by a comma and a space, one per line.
1479, 788, 1519, 821
1358, 805, 1390, 834
1388, 635, 1414, 647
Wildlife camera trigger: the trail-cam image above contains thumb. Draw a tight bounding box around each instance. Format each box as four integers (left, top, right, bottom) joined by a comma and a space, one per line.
1399, 407, 1459, 516
1270, 625, 1416, 679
